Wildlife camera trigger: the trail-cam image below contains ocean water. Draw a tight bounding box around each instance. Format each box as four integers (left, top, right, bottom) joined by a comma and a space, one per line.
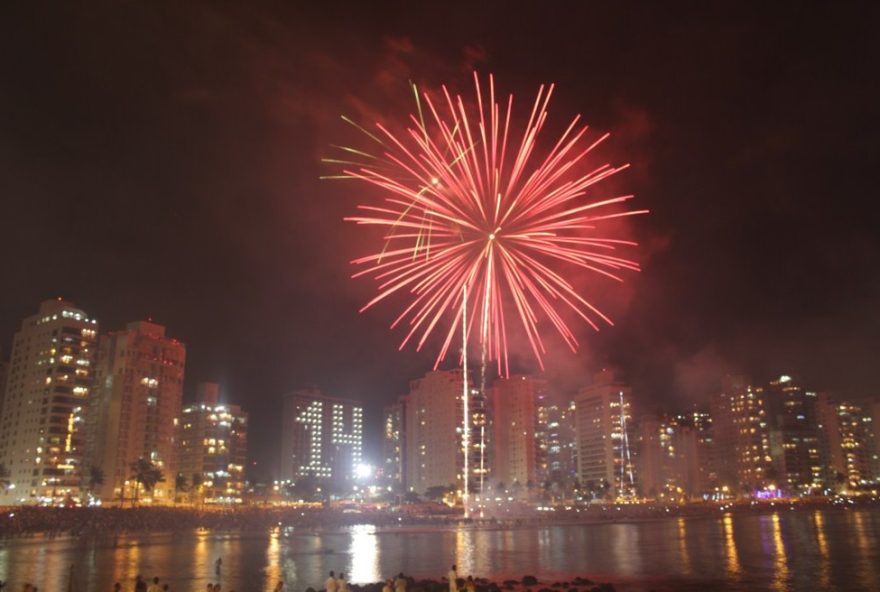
1, 508, 877, 591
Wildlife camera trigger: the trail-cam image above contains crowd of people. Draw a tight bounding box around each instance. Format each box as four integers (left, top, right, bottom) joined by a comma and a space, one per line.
321, 567, 478, 592
2, 496, 874, 538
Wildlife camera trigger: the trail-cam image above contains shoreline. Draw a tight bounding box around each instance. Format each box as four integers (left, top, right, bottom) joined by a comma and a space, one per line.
1, 500, 877, 538
306, 575, 620, 592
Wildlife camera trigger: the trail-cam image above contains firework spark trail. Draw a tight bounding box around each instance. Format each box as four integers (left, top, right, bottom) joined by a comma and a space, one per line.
332, 73, 647, 374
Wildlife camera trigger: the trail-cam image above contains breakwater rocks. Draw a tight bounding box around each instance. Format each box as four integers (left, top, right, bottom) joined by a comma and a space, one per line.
306, 576, 616, 592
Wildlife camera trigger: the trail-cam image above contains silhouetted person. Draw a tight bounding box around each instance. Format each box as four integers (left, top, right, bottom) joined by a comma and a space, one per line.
325, 571, 337, 592
448, 566, 458, 592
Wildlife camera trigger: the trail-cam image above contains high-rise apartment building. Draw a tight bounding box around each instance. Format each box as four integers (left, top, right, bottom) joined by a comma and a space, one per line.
762, 375, 827, 494
280, 388, 363, 491
490, 375, 543, 487
382, 399, 405, 490
710, 375, 772, 494
0, 299, 98, 503
830, 401, 877, 489
402, 369, 486, 495
178, 382, 248, 503
872, 401, 880, 471
675, 410, 717, 497
638, 411, 715, 500
636, 414, 667, 498
574, 370, 637, 499
86, 321, 186, 503
536, 398, 577, 485
0, 356, 9, 423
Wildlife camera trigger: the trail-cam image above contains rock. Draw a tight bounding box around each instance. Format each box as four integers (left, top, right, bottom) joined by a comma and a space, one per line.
522, 576, 538, 586
503, 581, 518, 587
572, 579, 593, 586
598, 585, 615, 592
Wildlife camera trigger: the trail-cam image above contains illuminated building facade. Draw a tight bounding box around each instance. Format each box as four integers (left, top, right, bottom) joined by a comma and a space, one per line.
382, 399, 405, 489
820, 397, 880, 491
536, 398, 577, 486
178, 382, 248, 502
86, 321, 186, 503
574, 370, 637, 499
281, 388, 363, 490
402, 370, 485, 494
490, 375, 542, 487
0, 299, 98, 504
0, 357, 8, 423
711, 375, 772, 494
873, 401, 880, 471
676, 410, 717, 496
636, 414, 667, 498
762, 375, 827, 494
638, 411, 715, 500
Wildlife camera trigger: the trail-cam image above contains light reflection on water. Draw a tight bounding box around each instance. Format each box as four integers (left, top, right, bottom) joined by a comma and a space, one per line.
812, 511, 830, 590
769, 513, 790, 592
0, 509, 877, 592
676, 517, 691, 575
722, 512, 741, 581
350, 524, 379, 584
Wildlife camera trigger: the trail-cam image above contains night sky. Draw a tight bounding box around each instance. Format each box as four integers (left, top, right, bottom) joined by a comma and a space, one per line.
2, 3, 878, 479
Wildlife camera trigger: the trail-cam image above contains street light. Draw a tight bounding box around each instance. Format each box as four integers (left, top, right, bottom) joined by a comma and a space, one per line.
355, 463, 374, 480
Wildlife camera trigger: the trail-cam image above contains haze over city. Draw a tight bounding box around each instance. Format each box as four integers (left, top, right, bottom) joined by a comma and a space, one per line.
1, 3, 879, 591
2, 3, 878, 475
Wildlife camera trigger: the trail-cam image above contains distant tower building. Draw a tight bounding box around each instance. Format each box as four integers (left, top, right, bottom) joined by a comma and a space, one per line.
87, 321, 186, 503
402, 369, 484, 494
710, 375, 772, 494
574, 369, 637, 499
0, 355, 9, 424
815, 392, 842, 489
178, 382, 248, 503
872, 401, 880, 475
639, 411, 716, 501
0, 299, 98, 503
636, 414, 667, 499
674, 410, 717, 498
490, 375, 543, 488
536, 396, 577, 486
382, 398, 406, 490
762, 375, 826, 494
280, 388, 363, 491
823, 400, 878, 490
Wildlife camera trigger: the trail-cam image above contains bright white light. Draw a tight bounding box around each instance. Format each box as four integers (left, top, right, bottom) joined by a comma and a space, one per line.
355, 463, 374, 480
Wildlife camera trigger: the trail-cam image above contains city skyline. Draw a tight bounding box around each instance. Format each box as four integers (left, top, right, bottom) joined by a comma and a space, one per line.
2, 3, 879, 480
0, 298, 877, 504
0, 296, 877, 484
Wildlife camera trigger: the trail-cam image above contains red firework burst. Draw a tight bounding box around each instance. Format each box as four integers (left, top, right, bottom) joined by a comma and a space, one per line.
330, 73, 647, 374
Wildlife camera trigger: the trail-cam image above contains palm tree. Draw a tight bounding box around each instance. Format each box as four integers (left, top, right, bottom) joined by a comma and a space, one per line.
88, 465, 105, 496
129, 458, 165, 505
598, 479, 612, 501
191, 473, 204, 507
0, 462, 10, 492
175, 473, 189, 504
